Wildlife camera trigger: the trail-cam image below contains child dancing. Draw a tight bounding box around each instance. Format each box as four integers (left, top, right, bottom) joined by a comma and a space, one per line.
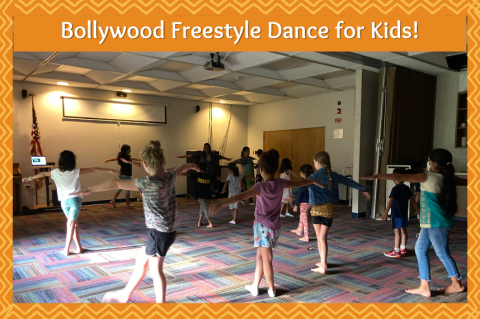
72, 141, 199, 303
362, 148, 464, 297
210, 149, 323, 297
24, 150, 119, 255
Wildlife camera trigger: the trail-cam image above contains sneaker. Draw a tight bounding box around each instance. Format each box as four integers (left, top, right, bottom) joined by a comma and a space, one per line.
400, 248, 408, 255
229, 220, 236, 224
245, 285, 259, 297
384, 250, 401, 258
280, 214, 286, 218
285, 213, 294, 217
268, 288, 276, 298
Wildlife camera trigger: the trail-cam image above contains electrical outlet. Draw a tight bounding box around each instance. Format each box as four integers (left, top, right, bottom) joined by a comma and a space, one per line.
24, 184, 31, 188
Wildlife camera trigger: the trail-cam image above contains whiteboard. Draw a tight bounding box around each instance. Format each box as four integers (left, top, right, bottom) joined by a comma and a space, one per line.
62, 96, 167, 124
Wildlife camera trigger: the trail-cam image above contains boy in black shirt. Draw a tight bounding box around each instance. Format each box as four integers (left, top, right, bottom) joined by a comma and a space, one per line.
383, 168, 420, 258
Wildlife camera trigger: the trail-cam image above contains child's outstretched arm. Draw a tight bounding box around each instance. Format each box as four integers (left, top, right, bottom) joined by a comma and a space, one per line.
174, 163, 200, 177
120, 157, 141, 167
410, 195, 420, 216
209, 187, 259, 216
177, 154, 193, 159
102, 157, 117, 163
244, 176, 258, 181
130, 157, 142, 162
286, 179, 323, 189
362, 173, 427, 184
381, 198, 394, 221
79, 168, 120, 175
71, 179, 137, 196
220, 180, 229, 194
336, 174, 371, 201
22, 171, 50, 182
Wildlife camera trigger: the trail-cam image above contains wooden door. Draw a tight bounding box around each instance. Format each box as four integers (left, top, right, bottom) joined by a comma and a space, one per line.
264, 127, 325, 179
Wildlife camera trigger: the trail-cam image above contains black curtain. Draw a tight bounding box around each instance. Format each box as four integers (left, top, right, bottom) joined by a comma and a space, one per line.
388, 68, 436, 164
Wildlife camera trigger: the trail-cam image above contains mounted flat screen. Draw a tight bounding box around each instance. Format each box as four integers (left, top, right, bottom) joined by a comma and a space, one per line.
61, 96, 167, 124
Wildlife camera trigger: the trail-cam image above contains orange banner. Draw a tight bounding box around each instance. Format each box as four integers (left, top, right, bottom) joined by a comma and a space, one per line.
14, 15, 465, 51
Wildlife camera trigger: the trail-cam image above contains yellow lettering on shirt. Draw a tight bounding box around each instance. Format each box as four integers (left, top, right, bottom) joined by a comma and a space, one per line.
197, 178, 211, 184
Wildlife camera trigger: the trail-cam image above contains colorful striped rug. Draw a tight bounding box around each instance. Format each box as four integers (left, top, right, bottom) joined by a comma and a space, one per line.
12, 199, 467, 303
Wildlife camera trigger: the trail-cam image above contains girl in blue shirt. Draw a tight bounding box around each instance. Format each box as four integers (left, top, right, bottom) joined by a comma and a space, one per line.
362, 148, 464, 298
287, 151, 371, 274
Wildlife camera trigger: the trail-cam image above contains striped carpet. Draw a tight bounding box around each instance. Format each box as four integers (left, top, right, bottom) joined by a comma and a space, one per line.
12, 198, 467, 303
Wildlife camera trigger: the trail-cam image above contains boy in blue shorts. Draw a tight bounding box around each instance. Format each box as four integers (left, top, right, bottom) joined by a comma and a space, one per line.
382, 168, 420, 258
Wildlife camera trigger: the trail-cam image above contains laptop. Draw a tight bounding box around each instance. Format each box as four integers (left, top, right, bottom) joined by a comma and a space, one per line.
31, 156, 47, 166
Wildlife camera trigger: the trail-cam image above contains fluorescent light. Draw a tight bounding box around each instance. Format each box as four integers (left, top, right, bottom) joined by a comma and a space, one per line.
122, 89, 132, 93
57, 82, 69, 86
220, 100, 226, 103
113, 99, 131, 102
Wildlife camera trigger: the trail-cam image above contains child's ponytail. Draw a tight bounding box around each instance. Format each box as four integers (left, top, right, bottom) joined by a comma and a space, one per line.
228, 163, 239, 177
314, 151, 333, 190
117, 144, 131, 165
429, 148, 458, 215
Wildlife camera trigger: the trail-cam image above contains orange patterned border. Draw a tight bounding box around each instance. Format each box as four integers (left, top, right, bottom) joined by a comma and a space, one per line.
1, 1, 475, 318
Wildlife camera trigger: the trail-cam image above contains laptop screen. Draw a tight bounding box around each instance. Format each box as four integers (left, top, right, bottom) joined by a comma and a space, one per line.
31, 156, 47, 166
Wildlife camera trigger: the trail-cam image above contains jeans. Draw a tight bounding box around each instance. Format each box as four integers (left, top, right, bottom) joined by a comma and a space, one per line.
415, 227, 461, 281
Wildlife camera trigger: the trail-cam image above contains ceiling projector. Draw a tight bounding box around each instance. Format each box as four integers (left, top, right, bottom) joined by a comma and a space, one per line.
204, 52, 225, 71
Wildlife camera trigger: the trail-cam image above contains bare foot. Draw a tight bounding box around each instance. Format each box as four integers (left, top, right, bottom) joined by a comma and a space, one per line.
438, 284, 465, 294
405, 287, 431, 298
311, 266, 326, 274
316, 263, 328, 269
71, 247, 84, 254
299, 238, 309, 242
197, 223, 201, 227
107, 201, 116, 208
290, 229, 299, 233
206, 225, 213, 228
62, 249, 70, 256
102, 291, 131, 303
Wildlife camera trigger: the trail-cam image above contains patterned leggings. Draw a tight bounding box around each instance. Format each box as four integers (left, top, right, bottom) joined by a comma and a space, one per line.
295, 203, 310, 240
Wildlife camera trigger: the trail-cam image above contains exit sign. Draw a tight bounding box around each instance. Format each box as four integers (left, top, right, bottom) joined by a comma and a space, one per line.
335, 118, 342, 123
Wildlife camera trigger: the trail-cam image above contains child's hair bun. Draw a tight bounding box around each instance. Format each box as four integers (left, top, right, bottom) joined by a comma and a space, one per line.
266, 149, 280, 159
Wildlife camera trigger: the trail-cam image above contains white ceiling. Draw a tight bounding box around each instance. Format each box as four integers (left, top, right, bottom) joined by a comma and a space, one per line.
13, 51, 464, 105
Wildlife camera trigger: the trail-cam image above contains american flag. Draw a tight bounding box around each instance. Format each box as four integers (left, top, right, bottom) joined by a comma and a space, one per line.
30, 96, 44, 189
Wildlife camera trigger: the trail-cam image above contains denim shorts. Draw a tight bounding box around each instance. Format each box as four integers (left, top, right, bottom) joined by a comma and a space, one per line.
61, 197, 82, 221
117, 175, 132, 194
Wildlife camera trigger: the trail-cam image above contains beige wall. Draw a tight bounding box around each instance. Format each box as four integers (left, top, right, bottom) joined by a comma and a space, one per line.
247, 89, 356, 199
433, 72, 467, 172
13, 81, 248, 206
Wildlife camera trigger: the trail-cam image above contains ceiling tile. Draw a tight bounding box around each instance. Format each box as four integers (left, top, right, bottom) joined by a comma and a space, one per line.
212, 72, 253, 82
127, 75, 158, 82
238, 67, 286, 81
30, 72, 99, 85
383, 56, 446, 74
26, 77, 99, 88
77, 52, 124, 63
56, 64, 92, 75
324, 75, 356, 89
292, 77, 330, 88
313, 69, 356, 79
186, 84, 213, 90
278, 64, 340, 81
298, 52, 360, 68
248, 87, 286, 96
166, 87, 207, 97
410, 52, 449, 69
13, 52, 40, 60
235, 76, 283, 91
134, 69, 190, 82
234, 91, 255, 96
54, 58, 124, 73
13, 58, 43, 75
262, 57, 312, 71
129, 52, 179, 59
106, 80, 160, 91
149, 79, 189, 91
352, 52, 403, 61
109, 53, 160, 73
13, 74, 25, 81
223, 52, 287, 71
84, 70, 126, 85
279, 84, 330, 98
202, 97, 255, 105
200, 87, 239, 97
157, 61, 197, 72
180, 66, 230, 82
168, 54, 210, 66
268, 82, 299, 88
33, 63, 61, 75
197, 79, 242, 90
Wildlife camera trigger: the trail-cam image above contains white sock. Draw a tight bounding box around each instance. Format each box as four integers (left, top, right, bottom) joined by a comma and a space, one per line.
400, 245, 406, 250
268, 288, 276, 298
245, 284, 259, 296
394, 247, 400, 252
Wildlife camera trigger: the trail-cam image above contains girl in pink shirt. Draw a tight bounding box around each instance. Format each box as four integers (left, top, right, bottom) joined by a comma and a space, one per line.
209, 149, 322, 298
